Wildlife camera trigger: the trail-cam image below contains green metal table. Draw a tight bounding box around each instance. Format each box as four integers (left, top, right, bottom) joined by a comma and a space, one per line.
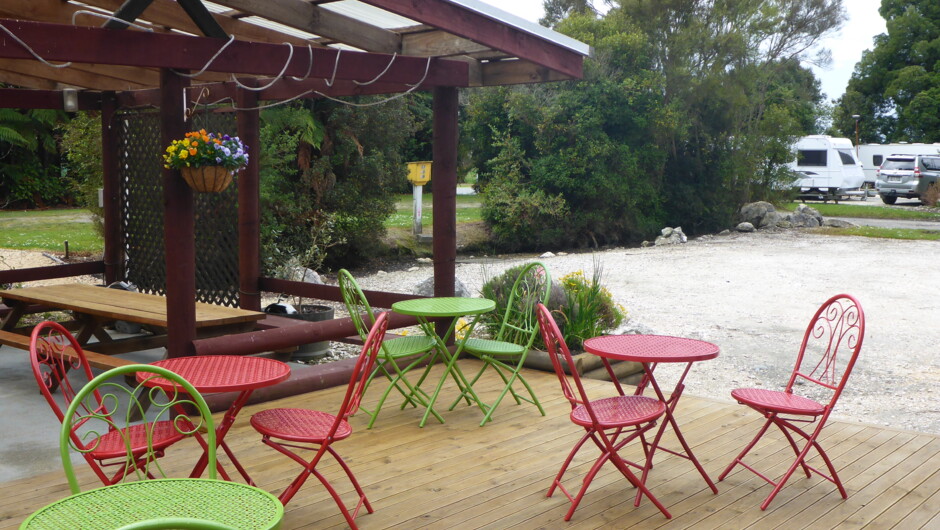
20, 478, 283, 529
391, 297, 496, 427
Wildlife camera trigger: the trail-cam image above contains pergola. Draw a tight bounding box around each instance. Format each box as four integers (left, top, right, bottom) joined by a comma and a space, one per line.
0, 0, 589, 357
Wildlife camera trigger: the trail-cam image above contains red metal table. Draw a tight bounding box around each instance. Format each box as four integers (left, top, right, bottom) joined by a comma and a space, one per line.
138, 355, 290, 484
583, 334, 720, 504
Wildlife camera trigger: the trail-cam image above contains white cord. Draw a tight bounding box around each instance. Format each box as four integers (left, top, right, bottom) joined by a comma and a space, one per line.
71, 10, 154, 32
173, 34, 236, 78
289, 44, 314, 81
314, 56, 432, 108
353, 53, 397, 86
231, 42, 295, 91
324, 49, 342, 87
0, 22, 71, 68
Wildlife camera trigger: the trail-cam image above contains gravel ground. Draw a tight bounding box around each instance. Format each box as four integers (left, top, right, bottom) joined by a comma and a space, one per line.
349, 229, 940, 435
4, 229, 939, 434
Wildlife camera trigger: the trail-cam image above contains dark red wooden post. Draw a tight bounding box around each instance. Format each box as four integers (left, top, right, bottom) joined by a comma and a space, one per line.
100, 91, 121, 284
236, 86, 261, 311
432, 86, 458, 299
160, 69, 196, 357
432, 86, 458, 341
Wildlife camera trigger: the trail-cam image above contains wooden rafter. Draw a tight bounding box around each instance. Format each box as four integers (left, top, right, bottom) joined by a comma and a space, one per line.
360, 0, 584, 79
0, 19, 468, 87
209, 0, 401, 53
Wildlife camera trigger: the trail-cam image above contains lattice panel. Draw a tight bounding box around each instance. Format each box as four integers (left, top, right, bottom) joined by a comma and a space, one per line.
116, 109, 240, 307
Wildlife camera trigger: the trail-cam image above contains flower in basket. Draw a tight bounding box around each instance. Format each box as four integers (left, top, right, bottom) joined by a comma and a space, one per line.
163, 129, 249, 171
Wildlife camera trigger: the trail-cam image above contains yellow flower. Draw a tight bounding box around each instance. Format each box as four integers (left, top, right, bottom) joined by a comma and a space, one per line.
180, 151, 189, 159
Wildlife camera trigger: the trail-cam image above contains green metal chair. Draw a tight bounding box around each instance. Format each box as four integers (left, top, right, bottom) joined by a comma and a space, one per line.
21, 364, 283, 530
452, 261, 551, 425
338, 269, 439, 428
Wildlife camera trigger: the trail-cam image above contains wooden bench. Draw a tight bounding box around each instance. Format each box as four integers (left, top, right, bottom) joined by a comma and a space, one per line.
0, 329, 136, 371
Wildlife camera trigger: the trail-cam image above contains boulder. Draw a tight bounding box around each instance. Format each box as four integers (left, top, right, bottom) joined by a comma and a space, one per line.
736, 222, 756, 232
412, 276, 472, 297
788, 212, 820, 228
739, 201, 777, 227
823, 218, 857, 228
654, 226, 687, 246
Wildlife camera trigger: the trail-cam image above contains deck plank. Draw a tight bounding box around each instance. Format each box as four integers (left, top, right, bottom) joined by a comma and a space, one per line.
2, 359, 938, 529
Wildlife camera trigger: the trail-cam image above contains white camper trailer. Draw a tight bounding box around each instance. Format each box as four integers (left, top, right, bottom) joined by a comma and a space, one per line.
788, 135, 866, 200
857, 143, 940, 183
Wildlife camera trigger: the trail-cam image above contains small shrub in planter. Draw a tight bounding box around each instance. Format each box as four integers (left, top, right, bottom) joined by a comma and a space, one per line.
478, 262, 625, 351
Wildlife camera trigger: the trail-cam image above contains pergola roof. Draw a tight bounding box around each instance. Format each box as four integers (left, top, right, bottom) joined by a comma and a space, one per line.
0, 0, 590, 107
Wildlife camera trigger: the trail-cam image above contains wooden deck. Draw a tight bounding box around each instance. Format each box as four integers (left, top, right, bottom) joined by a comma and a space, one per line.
3, 359, 939, 529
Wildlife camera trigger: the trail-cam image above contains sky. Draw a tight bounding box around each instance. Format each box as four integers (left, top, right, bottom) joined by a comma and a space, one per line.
480, 0, 887, 102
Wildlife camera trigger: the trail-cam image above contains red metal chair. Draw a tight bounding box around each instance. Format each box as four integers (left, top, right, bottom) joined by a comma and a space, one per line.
536, 303, 671, 521
718, 293, 865, 510
29, 321, 192, 486
250, 311, 389, 529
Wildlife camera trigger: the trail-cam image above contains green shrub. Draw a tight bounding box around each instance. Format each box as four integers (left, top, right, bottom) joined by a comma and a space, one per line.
478, 262, 625, 351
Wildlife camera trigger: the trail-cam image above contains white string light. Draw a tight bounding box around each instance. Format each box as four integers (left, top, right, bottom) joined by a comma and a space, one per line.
353, 53, 397, 86
231, 42, 295, 92
173, 34, 236, 78
71, 10, 155, 32
0, 23, 71, 68
289, 45, 314, 81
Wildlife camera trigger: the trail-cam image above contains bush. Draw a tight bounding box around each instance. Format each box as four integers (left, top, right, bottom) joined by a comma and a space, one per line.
478, 262, 625, 351
924, 184, 939, 207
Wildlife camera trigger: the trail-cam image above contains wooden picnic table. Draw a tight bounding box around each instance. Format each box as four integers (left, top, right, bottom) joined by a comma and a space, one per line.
0, 284, 264, 355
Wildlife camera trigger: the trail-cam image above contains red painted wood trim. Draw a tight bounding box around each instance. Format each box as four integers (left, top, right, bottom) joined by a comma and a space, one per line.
100, 92, 121, 284
0, 88, 100, 110
257, 277, 425, 309
360, 0, 584, 79
236, 85, 261, 311
0, 261, 105, 284
0, 19, 469, 86
160, 68, 197, 358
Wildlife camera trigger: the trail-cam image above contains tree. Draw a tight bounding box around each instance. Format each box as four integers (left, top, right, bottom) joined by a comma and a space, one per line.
0, 108, 70, 208
464, 0, 840, 250
835, 0, 940, 142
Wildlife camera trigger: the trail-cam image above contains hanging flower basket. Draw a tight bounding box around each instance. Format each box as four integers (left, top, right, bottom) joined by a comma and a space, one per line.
163, 129, 248, 193
180, 165, 234, 193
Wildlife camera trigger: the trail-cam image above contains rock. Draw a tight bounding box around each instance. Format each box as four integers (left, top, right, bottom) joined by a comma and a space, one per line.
736, 222, 756, 232
776, 220, 793, 229
823, 218, 857, 228
758, 211, 781, 229
613, 319, 655, 335
641, 240, 652, 247
412, 276, 472, 297
788, 212, 820, 228
739, 201, 777, 227
280, 267, 322, 284
540, 252, 556, 258
417, 257, 432, 264
407, 266, 419, 272
654, 226, 687, 246
377, 270, 387, 276
719, 229, 731, 236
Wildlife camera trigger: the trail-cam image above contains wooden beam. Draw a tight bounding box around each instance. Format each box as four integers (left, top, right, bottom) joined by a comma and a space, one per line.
0, 59, 153, 91
177, 0, 228, 38
0, 19, 468, 87
402, 30, 489, 57
0, 87, 100, 110
210, 0, 401, 53
236, 83, 261, 311
360, 0, 584, 79
103, 0, 156, 29
480, 59, 575, 87
0, 70, 56, 91
432, 86, 458, 305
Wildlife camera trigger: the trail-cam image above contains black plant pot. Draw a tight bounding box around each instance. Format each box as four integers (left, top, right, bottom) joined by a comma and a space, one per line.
265, 303, 335, 360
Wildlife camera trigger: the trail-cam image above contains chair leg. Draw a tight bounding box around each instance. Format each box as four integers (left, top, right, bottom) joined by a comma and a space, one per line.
548, 431, 593, 498
719, 416, 774, 481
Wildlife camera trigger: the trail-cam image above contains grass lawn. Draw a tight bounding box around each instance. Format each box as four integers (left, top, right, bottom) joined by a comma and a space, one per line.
780, 201, 940, 221
387, 193, 482, 229
0, 209, 102, 253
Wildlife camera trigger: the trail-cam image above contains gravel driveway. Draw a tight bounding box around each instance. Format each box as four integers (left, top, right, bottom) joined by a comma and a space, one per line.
354, 229, 940, 434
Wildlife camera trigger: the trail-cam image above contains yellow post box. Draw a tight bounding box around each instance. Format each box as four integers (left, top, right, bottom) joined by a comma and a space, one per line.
407, 161, 432, 185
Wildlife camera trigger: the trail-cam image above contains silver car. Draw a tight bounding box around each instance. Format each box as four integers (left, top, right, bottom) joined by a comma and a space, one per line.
876, 155, 919, 204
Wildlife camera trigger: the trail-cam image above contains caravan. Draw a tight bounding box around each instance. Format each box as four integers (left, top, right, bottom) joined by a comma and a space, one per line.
857, 143, 940, 184
787, 135, 866, 200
